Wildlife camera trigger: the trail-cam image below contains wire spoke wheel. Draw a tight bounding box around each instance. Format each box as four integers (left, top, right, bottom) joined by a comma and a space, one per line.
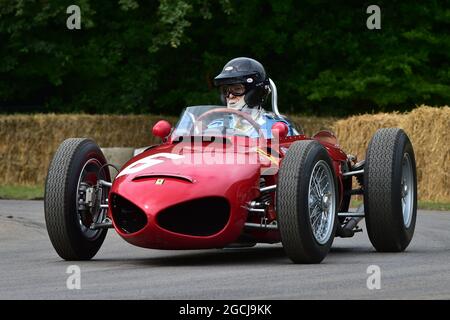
45, 138, 110, 260
277, 140, 338, 264
308, 161, 336, 245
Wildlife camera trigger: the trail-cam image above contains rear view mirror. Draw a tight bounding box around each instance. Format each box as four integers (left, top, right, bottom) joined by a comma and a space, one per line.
152, 120, 172, 139
271, 121, 289, 139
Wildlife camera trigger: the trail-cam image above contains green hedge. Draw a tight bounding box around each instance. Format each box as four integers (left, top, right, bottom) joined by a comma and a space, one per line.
0, 1, 449, 116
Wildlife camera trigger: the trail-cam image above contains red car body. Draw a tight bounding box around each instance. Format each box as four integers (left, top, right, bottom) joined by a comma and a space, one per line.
108, 132, 348, 250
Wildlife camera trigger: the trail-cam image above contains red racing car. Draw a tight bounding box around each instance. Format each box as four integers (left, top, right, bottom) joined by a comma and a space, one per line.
44, 80, 417, 264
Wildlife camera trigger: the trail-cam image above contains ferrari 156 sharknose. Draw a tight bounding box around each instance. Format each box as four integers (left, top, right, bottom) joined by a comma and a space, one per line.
44, 80, 417, 264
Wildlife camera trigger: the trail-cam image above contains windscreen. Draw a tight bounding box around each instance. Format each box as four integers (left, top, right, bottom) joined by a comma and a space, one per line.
171, 105, 261, 138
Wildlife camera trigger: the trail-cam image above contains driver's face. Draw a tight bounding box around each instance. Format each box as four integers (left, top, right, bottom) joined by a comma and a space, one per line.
221, 83, 246, 110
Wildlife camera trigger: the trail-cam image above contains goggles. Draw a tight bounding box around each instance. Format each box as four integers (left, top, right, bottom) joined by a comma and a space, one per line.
220, 84, 246, 97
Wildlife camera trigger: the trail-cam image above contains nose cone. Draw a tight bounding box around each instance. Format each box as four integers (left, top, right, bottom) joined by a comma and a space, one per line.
109, 150, 261, 249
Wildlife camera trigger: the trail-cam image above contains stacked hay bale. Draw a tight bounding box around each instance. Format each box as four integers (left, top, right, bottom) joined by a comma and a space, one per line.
333, 106, 450, 202
0, 114, 177, 186
0, 106, 448, 202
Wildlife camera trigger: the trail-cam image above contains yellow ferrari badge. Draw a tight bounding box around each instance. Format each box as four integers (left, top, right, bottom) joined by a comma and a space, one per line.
256, 148, 279, 166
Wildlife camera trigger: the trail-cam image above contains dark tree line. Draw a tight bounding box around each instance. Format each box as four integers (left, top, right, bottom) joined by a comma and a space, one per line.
0, 0, 449, 116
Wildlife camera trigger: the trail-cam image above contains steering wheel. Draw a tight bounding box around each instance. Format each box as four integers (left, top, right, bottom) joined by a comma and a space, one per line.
193, 108, 263, 137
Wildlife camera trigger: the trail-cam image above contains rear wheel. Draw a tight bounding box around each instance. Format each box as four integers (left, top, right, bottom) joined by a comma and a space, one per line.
364, 128, 417, 252
45, 138, 110, 260
277, 140, 338, 264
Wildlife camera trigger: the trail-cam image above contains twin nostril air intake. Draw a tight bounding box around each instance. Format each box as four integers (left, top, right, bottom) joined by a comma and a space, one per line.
112, 194, 230, 237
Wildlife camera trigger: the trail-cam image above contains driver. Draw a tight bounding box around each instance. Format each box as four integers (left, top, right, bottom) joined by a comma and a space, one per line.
210, 57, 296, 138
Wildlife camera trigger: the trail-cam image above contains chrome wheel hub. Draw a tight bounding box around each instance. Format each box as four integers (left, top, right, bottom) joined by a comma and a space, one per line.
321, 193, 331, 210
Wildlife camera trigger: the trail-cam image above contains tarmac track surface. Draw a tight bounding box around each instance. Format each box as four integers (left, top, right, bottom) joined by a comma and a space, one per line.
0, 200, 449, 299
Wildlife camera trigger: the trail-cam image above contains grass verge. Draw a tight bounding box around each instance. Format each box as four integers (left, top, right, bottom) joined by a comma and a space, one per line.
0, 185, 44, 200
0, 185, 449, 211
416, 201, 450, 211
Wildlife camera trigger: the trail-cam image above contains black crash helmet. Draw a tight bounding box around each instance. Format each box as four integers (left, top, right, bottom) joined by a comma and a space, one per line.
214, 57, 270, 107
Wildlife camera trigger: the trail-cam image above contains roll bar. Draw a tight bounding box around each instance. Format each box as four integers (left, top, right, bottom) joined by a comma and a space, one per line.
268, 78, 280, 117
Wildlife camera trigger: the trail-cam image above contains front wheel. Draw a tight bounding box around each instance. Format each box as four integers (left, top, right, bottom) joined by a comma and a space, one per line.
45, 138, 110, 260
277, 140, 338, 264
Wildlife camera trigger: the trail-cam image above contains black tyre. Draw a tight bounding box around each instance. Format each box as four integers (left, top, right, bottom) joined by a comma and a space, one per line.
364, 128, 417, 252
277, 140, 338, 264
45, 138, 110, 260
